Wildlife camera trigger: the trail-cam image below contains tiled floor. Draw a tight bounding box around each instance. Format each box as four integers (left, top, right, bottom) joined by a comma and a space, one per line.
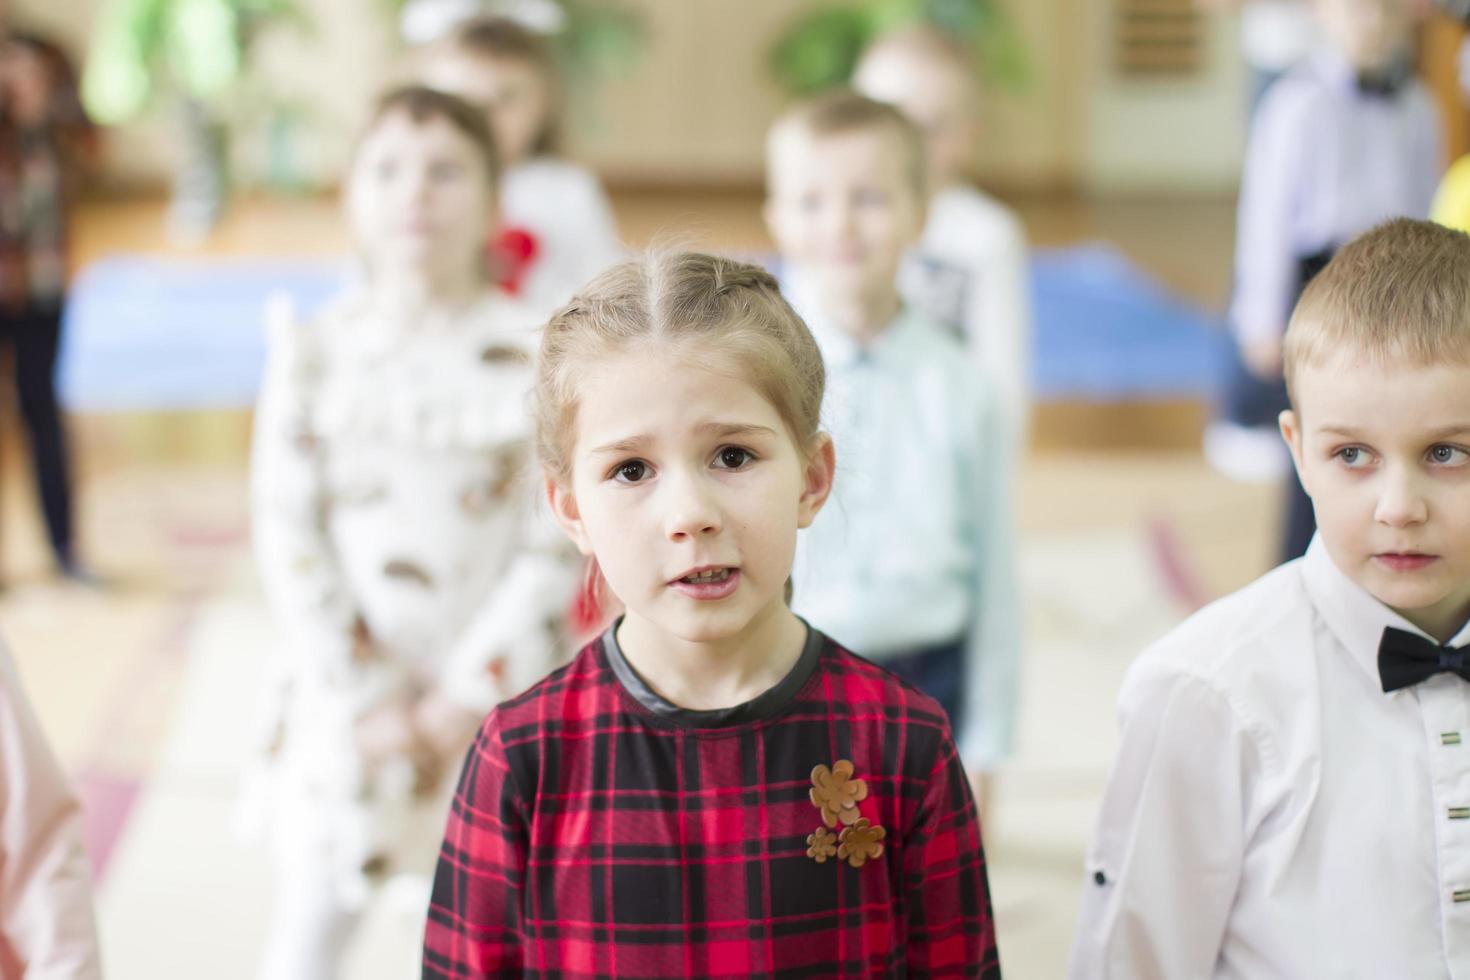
1, 191, 1276, 978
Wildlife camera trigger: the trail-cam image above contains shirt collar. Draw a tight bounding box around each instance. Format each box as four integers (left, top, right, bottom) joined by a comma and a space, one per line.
600, 618, 827, 730
788, 282, 920, 371
1301, 536, 1470, 684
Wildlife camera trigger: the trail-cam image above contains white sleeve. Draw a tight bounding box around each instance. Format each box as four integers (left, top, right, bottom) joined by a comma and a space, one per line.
436, 481, 581, 710
250, 296, 360, 687
0, 645, 102, 980
957, 386, 1021, 771
971, 211, 1032, 442
1228, 84, 1307, 345
1069, 659, 1267, 979
565, 170, 623, 288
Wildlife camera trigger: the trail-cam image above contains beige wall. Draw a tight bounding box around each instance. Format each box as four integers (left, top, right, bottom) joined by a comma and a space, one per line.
17, 0, 1247, 194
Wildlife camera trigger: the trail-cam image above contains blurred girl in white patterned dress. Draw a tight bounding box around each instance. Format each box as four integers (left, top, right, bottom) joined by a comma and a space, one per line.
247, 85, 577, 980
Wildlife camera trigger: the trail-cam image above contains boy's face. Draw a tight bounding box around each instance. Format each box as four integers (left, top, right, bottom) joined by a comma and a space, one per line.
765, 127, 923, 314
1282, 355, 1470, 638
854, 48, 978, 189
421, 52, 546, 168
1315, 0, 1412, 73
347, 111, 494, 279
549, 349, 833, 647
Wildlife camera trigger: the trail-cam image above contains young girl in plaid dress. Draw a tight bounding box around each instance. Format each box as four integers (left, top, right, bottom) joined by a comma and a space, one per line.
422, 251, 1001, 978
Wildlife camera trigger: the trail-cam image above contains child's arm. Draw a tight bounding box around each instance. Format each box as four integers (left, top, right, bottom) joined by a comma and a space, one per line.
1229, 83, 1307, 358
434, 484, 580, 718
1068, 659, 1262, 978
903, 731, 1002, 978
967, 208, 1032, 441
957, 387, 1021, 774
251, 298, 362, 682
423, 715, 529, 979
0, 645, 102, 980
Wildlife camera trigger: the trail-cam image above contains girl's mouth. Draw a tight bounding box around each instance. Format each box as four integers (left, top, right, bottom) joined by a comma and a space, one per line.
669, 567, 741, 600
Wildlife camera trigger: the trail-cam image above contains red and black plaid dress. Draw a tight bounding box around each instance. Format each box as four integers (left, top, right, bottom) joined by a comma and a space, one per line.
423, 624, 1002, 978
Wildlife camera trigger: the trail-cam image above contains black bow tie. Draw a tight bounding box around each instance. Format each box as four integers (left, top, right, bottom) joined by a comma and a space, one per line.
1379, 627, 1470, 693
1357, 70, 1406, 99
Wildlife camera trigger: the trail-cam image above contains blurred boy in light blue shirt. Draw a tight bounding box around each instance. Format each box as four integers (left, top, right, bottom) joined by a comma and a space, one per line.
765, 90, 1021, 810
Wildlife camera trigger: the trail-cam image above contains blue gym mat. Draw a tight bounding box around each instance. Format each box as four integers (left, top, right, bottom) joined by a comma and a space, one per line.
57, 246, 1231, 412
58, 256, 347, 412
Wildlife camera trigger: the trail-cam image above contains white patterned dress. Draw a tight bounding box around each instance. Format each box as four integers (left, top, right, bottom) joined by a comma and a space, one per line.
246, 287, 577, 908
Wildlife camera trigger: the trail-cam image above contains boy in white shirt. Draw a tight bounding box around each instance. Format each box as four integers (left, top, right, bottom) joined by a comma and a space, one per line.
1071, 218, 1470, 978
766, 91, 1021, 817
853, 25, 1033, 442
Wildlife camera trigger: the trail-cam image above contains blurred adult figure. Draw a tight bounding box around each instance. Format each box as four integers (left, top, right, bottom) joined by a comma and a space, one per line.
0, 28, 94, 583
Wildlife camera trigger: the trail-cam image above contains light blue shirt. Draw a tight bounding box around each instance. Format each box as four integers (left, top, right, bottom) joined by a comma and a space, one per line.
1231, 49, 1441, 344
788, 296, 1021, 769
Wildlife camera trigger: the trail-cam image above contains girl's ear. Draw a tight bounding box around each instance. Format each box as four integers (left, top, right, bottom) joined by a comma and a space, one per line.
797, 433, 836, 530
546, 476, 595, 555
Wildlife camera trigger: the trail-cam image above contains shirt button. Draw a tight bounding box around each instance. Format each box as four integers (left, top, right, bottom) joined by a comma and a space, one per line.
1093, 871, 1107, 886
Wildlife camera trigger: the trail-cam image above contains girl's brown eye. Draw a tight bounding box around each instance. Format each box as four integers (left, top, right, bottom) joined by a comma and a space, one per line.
718, 448, 752, 469
617, 461, 647, 483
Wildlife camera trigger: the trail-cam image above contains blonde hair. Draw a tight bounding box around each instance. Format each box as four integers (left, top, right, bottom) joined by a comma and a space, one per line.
535, 251, 826, 484
1284, 219, 1470, 403
766, 89, 927, 198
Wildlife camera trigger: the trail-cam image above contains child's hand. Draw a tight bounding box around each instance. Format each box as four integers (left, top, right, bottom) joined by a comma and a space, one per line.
411, 691, 483, 765
1241, 338, 1284, 381
355, 699, 432, 772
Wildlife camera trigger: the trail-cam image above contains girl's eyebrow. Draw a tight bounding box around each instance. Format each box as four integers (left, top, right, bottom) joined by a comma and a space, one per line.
694, 422, 778, 439
587, 423, 776, 457
588, 435, 650, 457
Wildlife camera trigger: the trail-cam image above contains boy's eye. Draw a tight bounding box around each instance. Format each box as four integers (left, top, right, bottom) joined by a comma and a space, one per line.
1335, 446, 1372, 468
1430, 445, 1470, 467
714, 446, 754, 470
611, 460, 651, 484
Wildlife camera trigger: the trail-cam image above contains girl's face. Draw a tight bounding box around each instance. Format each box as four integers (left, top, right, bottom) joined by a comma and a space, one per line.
346, 110, 494, 281
2, 45, 53, 126
422, 52, 549, 168
1315, 0, 1411, 73
549, 347, 834, 647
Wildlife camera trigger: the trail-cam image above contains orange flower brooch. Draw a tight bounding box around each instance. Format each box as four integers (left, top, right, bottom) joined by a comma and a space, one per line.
807, 760, 885, 868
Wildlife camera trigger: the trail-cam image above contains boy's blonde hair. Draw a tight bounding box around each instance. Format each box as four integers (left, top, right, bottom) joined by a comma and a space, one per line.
766, 89, 927, 198
1284, 219, 1470, 405
535, 252, 826, 484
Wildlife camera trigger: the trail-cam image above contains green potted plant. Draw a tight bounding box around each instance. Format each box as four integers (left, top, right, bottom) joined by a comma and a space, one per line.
769, 0, 1028, 97
81, 0, 307, 240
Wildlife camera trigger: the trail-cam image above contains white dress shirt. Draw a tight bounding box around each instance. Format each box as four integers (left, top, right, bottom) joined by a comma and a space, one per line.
0, 642, 101, 980
1230, 50, 1441, 345
787, 297, 1022, 770
900, 184, 1033, 441
1071, 538, 1470, 979
500, 157, 623, 318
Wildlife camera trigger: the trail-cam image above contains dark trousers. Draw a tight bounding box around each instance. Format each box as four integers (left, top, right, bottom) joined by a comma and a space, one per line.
1221, 250, 1334, 565
884, 638, 966, 731
0, 304, 74, 567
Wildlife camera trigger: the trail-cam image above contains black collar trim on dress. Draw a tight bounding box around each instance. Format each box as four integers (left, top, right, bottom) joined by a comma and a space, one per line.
600, 618, 825, 729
